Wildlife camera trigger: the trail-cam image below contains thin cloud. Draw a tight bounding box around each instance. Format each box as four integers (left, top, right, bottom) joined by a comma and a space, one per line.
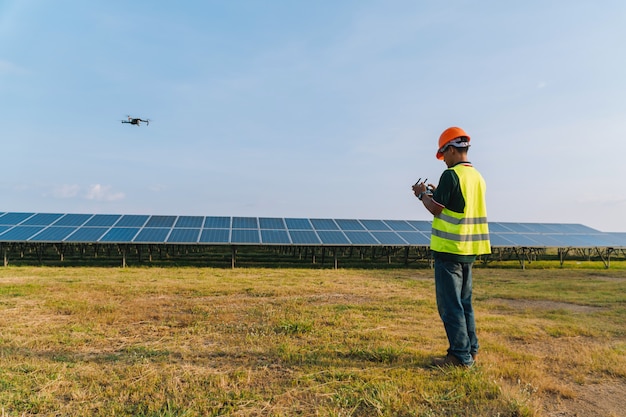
51, 184, 80, 199
85, 184, 125, 202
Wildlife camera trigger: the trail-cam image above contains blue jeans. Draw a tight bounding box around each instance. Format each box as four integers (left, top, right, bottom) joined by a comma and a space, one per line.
434, 257, 478, 365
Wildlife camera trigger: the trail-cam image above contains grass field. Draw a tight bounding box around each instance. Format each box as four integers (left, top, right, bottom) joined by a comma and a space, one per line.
0, 266, 624, 416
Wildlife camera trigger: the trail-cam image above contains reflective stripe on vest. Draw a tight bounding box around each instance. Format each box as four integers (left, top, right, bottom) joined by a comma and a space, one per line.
431, 164, 491, 255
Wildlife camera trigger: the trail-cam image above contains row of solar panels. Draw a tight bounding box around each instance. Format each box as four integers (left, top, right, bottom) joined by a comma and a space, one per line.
0, 212, 624, 248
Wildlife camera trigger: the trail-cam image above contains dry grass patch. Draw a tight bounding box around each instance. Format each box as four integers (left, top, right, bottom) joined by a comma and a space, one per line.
0, 266, 624, 416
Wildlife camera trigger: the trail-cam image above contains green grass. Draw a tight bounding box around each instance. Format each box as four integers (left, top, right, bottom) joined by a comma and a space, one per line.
0, 267, 624, 416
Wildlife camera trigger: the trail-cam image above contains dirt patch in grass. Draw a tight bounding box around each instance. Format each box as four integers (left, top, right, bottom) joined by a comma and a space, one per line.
483, 294, 624, 416
490, 298, 605, 314
497, 313, 625, 417
543, 379, 626, 417
584, 274, 626, 282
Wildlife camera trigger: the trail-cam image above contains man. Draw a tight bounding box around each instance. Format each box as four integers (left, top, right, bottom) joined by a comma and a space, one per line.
412, 126, 491, 368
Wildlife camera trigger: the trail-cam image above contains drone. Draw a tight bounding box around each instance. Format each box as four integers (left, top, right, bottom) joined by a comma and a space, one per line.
121, 116, 150, 126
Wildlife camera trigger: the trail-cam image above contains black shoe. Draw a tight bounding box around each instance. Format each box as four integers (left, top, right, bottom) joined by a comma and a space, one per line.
432, 354, 471, 368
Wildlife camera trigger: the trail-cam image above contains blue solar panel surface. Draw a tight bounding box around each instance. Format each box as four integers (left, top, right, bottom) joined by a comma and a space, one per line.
175, 216, 204, 228
100, 228, 140, 242
65, 227, 109, 242
204, 216, 230, 228
84, 214, 121, 227
0, 212, 624, 248
343, 231, 378, 245
168, 228, 200, 243
116, 215, 149, 227
285, 218, 312, 230
200, 228, 229, 243
289, 230, 320, 244
261, 229, 291, 244
260, 217, 285, 229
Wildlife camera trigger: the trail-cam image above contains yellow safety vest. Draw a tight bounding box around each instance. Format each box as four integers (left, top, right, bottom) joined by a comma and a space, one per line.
431, 164, 491, 255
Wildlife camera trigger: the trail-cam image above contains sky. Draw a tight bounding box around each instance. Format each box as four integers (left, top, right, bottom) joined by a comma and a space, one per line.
1, 1, 625, 232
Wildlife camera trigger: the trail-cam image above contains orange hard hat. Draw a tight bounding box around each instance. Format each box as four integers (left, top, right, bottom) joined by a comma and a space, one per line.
436, 126, 470, 160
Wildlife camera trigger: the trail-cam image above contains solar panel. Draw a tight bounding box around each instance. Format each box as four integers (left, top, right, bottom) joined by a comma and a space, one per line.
311, 219, 339, 230
397, 231, 430, 245
497, 233, 543, 247
145, 216, 176, 228
204, 216, 230, 228
30, 226, 77, 241
100, 228, 140, 242
22, 213, 63, 226
316, 230, 349, 245
233, 217, 257, 229
488, 233, 516, 247
231, 229, 260, 243
65, 227, 109, 242
285, 218, 313, 230
288, 230, 320, 244
175, 216, 204, 228
383, 220, 416, 231
525, 234, 569, 247
259, 217, 285, 229
497, 223, 536, 233
84, 214, 121, 227
116, 215, 149, 227
199, 229, 229, 243
261, 229, 291, 244
360, 220, 391, 231
0, 226, 45, 241
335, 219, 365, 231
167, 228, 200, 243
0, 212, 620, 250
405, 220, 431, 231
559, 224, 601, 233
0, 212, 35, 225
370, 231, 407, 245
488, 223, 515, 233
566, 233, 615, 247
515, 223, 554, 233
343, 231, 378, 245
134, 228, 171, 243
607, 233, 626, 247
54, 214, 92, 226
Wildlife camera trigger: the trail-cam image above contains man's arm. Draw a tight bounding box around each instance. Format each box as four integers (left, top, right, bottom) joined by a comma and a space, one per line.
412, 182, 444, 216
421, 194, 444, 216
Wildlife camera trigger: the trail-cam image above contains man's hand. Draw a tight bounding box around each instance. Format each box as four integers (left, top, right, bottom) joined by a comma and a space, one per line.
412, 182, 427, 197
